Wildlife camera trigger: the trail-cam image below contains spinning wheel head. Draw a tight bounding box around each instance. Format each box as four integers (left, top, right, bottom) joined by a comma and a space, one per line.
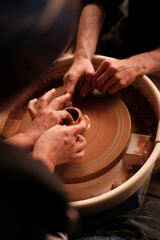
56, 88, 131, 183
19, 86, 131, 184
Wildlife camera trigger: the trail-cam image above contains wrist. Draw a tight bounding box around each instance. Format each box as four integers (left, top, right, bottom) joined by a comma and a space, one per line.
73, 50, 91, 63
25, 129, 42, 149
4, 132, 34, 151
23, 132, 36, 150
129, 50, 160, 76
32, 145, 55, 173
128, 54, 148, 76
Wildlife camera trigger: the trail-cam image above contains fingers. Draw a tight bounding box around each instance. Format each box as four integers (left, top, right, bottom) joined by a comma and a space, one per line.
72, 134, 86, 160
75, 133, 85, 142
49, 93, 71, 110
57, 110, 74, 123
38, 88, 56, 110
95, 67, 116, 91
67, 119, 87, 135
64, 81, 75, 96
73, 150, 85, 160
108, 79, 128, 94
63, 72, 77, 95
75, 134, 86, 146
80, 71, 94, 97
102, 76, 118, 92
94, 60, 108, 79
79, 118, 87, 129
108, 83, 120, 94
27, 98, 38, 119
27, 88, 56, 119
91, 77, 96, 91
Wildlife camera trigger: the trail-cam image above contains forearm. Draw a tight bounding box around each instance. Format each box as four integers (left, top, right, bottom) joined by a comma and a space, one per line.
32, 150, 55, 173
129, 48, 160, 76
4, 133, 34, 151
74, 3, 106, 61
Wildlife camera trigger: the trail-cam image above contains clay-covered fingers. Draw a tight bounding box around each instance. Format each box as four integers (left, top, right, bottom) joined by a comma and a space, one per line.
79, 118, 87, 130
37, 88, 56, 110
107, 79, 129, 94
63, 73, 77, 96
27, 98, 38, 119
80, 71, 94, 97
107, 83, 121, 94
97, 68, 116, 91
94, 61, 116, 91
73, 134, 86, 160
75, 134, 86, 149
27, 88, 56, 119
102, 76, 118, 92
67, 119, 86, 136
94, 60, 108, 79
56, 110, 74, 123
49, 93, 71, 110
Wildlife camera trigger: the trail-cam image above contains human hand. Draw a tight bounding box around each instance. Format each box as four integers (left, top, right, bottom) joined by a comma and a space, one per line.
63, 58, 95, 97
32, 119, 86, 173
25, 88, 73, 147
94, 57, 141, 94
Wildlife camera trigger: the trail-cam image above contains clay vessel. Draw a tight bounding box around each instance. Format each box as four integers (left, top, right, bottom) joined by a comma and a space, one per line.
63, 106, 82, 125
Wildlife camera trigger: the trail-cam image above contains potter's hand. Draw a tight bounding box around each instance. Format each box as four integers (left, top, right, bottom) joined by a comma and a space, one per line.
63, 58, 95, 97
26, 88, 73, 145
5, 89, 73, 151
32, 119, 86, 173
94, 58, 141, 94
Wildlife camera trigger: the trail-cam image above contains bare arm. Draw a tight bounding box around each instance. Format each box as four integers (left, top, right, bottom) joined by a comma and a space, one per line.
74, 3, 106, 61
131, 48, 160, 74
63, 3, 106, 96
94, 47, 160, 94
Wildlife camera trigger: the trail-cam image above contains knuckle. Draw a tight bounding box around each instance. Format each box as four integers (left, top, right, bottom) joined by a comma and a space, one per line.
28, 99, 33, 105
118, 80, 126, 88
78, 152, 85, 159
64, 131, 69, 137
83, 139, 87, 147
103, 60, 110, 68
115, 74, 121, 81
110, 65, 117, 71
64, 72, 73, 81
38, 98, 45, 104
28, 98, 35, 106
27, 103, 32, 110
85, 70, 93, 77
54, 97, 61, 104
50, 111, 58, 120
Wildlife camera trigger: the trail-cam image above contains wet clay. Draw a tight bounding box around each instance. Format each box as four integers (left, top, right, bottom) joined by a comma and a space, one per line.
0, 58, 158, 203
56, 88, 131, 183
63, 107, 82, 125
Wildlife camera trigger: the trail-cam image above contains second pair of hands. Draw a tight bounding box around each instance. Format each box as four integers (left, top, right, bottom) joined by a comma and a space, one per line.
63, 56, 142, 96
5, 88, 86, 173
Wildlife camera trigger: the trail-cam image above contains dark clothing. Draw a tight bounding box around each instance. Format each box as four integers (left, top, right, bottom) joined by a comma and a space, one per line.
75, 201, 160, 240
0, 142, 73, 240
83, 0, 160, 58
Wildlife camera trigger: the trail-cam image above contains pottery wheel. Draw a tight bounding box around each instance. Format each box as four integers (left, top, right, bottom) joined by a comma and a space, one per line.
55, 87, 131, 183
19, 86, 131, 184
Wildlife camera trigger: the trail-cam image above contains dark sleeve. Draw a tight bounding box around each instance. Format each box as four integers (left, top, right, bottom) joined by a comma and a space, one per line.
0, 142, 75, 239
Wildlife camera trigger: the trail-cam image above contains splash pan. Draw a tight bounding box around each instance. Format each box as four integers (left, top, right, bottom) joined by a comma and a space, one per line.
0, 55, 160, 215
